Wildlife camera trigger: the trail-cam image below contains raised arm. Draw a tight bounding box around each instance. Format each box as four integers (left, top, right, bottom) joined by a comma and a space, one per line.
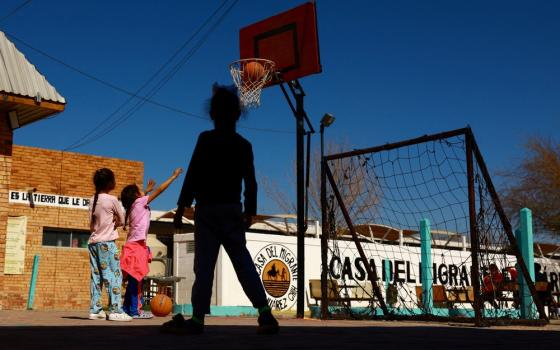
143, 179, 156, 195
147, 168, 183, 204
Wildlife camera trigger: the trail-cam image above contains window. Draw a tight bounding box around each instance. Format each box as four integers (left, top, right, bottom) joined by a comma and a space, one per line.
42, 228, 90, 248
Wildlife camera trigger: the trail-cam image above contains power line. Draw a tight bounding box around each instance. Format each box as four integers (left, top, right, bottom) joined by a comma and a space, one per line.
3, 3, 292, 143
4, 30, 202, 118
0, 0, 32, 23
64, 0, 233, 150
20, 34, 292, 135
67, 0, 242, 150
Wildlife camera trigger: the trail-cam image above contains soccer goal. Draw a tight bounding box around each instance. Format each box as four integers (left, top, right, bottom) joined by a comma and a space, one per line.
319, 127, 548, 326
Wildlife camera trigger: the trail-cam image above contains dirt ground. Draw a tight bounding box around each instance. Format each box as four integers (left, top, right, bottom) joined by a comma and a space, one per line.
1, 310, 558, 349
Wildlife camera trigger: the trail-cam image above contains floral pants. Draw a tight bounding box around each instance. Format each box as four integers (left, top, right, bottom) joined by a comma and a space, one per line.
88, 241, 123, 314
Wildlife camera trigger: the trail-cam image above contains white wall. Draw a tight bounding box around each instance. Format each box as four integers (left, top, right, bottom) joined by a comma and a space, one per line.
174, 232, 560, 311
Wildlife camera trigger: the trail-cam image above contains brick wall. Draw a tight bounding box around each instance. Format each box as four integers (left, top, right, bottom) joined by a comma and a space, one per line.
0, 112, 13, 156
0, 113, 13, 309
1, 145, 143, 310
0, 155, 11, 310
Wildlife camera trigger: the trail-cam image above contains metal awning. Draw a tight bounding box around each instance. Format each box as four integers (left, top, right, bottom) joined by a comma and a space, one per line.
0, 31, 65, 127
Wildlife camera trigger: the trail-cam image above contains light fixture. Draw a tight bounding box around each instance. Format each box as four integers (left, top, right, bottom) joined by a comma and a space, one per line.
320, 113, 335, 128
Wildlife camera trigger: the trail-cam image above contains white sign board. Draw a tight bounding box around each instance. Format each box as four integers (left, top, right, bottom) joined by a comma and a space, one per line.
4, 216, 27, 274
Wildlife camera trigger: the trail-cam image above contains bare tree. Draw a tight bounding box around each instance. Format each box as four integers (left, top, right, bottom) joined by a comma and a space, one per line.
262, 142, 380, 235
501, 137, 560, 235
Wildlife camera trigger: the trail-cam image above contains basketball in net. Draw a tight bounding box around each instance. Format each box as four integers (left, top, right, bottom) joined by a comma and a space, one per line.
150, 294, 173, 317
229, 58, 275, 108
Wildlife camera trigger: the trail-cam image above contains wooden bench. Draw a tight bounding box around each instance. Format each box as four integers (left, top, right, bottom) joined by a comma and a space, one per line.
489, 281, 548, 305
416, 285, 448, 308
447, 287, 474, 304
416, 285, 474, 308
309, 279, 378, 304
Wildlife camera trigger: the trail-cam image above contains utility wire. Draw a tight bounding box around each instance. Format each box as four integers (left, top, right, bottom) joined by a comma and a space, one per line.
7, 31, 292, 135
0, 0, 32, 23
4, 30, 202, 119
67, 0, 241, 150
64, 0, 232, 150
3, 3, 291, 142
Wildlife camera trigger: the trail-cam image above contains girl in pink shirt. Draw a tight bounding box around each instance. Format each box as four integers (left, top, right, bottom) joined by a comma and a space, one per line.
88, 168, 131, 322
120, 167, 183, 318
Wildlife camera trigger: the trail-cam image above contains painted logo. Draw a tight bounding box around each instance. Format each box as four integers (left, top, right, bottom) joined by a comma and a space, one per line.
254, 244, 298, 310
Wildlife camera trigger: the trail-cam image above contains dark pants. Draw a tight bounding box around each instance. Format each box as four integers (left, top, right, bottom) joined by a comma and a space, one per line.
482, 291, 500, 309
123, 276, 143, 316
191, 203, 268, 317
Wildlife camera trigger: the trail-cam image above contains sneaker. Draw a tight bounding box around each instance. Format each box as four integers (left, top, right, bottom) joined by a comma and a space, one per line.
108, 312, 133, 322
88, 310, 107, 320
257, 310, 279, 335
132, 311, 154, 319
160, 313, 204, 335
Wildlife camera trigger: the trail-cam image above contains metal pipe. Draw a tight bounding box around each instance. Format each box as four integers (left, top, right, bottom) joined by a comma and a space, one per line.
295, 83, 306, 319
325, 127, 469, 161
326, 165, 390, 316
466, 131, 483, 326
469, 130, 547, 322
320, 124, 328, 319
26, 255, 40, 310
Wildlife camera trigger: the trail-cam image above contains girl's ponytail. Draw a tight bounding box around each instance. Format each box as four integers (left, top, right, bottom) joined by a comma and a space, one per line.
124, 207, 130, 231
120, 184, 140, 232
91, 191, 99, 226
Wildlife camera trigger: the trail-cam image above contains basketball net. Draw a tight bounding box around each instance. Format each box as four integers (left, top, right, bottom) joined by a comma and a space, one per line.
229, 58, 276, 108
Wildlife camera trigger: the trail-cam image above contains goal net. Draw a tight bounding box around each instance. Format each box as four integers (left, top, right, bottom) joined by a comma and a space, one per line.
320, 128, 547, 325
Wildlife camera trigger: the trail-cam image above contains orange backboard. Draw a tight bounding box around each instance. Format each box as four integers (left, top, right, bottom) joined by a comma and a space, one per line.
239, 2, 321, 85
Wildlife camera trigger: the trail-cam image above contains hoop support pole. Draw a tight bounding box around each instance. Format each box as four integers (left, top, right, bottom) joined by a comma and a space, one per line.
278, 79, 309, 319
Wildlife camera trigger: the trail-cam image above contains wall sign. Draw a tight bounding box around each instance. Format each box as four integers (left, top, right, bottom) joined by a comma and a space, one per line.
4, 216, 27, 274
254, 243, 298, 311
9, 190, 90, 210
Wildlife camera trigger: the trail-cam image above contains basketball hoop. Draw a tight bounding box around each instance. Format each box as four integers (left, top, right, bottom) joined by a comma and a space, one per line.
229, 58, 276, 108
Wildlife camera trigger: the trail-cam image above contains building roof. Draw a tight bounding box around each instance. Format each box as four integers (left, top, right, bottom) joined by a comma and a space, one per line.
0, 31, 65, 104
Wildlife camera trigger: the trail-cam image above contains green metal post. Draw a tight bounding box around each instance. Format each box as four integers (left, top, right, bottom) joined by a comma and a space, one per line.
384, 259, 390, 296
420, 219, 433, 314
516, 208, 536, 319
27, 255, 40, 310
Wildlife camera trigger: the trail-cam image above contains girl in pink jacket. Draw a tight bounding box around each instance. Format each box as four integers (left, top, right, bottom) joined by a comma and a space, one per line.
120, 168, 182, 318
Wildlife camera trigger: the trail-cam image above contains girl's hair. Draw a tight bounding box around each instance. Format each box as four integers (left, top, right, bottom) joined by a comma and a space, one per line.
91, 168, 115, 226
208, 84, 242, 131
120, 184, 141, 229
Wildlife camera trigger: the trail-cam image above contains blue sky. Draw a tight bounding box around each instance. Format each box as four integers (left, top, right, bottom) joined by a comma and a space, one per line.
1, 0, 559, 215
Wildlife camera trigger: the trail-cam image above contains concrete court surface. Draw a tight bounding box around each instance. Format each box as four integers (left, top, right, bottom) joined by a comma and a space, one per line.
0, 310, 558, 349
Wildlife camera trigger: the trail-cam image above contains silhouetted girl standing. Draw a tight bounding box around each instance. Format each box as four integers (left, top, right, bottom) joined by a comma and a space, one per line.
162, 85, 278, 335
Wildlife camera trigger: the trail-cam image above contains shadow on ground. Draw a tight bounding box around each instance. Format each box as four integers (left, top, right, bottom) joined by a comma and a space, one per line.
0, 324, 558, 350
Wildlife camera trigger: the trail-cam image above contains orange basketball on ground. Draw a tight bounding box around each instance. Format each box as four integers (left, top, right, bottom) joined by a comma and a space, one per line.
150, 294, 173, 317
244, 61, 265, 82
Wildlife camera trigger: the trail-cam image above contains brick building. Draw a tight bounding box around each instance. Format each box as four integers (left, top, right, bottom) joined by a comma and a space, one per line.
1, 145, 143, 309
0, 30, 145, 310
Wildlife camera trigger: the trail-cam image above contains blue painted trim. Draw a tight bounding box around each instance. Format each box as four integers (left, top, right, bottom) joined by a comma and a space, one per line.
383, 259, 390, 295
517, 208, 537, 319
308, 306, 518, 319
26, 255, 40, 310
173, 304, 258, 317
420, 219, 433, 313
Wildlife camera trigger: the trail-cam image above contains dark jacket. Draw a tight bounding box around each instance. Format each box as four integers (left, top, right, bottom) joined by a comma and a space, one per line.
177, 129, 257, 216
